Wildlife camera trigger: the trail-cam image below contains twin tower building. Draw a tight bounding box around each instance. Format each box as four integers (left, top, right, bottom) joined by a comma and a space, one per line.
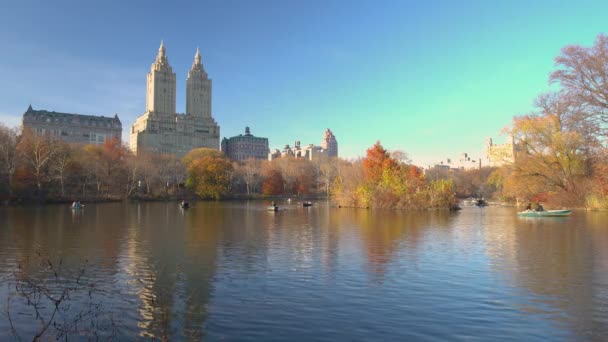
130, 42, 338, 160
130, 41, 220, 156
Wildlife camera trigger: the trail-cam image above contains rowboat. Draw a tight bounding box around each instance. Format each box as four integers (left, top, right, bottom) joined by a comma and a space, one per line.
517, 210, 572, 217
71, 203, 84, 209
267, 205, 279, 212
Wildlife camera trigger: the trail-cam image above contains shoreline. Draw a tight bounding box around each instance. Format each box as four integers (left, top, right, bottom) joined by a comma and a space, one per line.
4, 196, 607, 211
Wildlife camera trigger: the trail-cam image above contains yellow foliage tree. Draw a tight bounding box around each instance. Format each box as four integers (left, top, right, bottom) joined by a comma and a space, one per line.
183, 148, 233, 200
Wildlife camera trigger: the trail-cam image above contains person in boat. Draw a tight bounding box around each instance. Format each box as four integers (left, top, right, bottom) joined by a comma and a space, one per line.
180, 200, 189, 208
535, 203, 544, 212
72, 201, 81, 209
525, 203, 532, 211
271, 201, 276, 207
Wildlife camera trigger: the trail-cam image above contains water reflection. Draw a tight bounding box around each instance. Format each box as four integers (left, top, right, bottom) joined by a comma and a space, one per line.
1, 203, 608, 340
483, 209, 608, 339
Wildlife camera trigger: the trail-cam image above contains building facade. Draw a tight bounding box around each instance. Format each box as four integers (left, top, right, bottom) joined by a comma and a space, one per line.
268, 129, 338, 161
431, 152, 481, 172
22, 105, 121, 145
484, 136, 516, 167
221, 127, 269, 161
321, 128, 338, 158
130, 42, 220, 156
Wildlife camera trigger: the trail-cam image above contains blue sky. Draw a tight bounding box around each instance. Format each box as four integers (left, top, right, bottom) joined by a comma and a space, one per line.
0, 0, 606, 165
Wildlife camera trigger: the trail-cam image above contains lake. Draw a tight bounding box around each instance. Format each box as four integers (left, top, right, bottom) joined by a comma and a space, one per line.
1, 201, 607, 341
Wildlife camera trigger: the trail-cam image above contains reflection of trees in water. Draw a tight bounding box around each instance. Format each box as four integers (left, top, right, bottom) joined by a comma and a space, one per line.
1, 204, 127, 340
483, 210, 608, 338
3, 204, 125, 281
332, 208, 454, 280
219, 202, 271, 272
181, 204, 222, 339
124, 202, 222, 340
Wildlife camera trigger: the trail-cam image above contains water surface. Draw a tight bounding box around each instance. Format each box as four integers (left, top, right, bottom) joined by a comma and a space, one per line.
1, 201, 607, 340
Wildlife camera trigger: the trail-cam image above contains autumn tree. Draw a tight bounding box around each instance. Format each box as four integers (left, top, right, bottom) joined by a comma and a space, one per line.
17, 128, 58, 194
314, 157, 338, 195
505, 93, 593, 204
332, 141, 454, 209
331, 159, 364, 207
451, 167, 498, 198
0, 124, 20, 197
236, 158, 263, 195
550, 33, 608, 138
262, 168, 284, 195
362, 141, 399, 184
183, 148, 233, 200
82, 137, 129, 196
49, 141, 74, 197
292, 158, 316, 195
157, 153, 185, 195
272, 156, 298, 194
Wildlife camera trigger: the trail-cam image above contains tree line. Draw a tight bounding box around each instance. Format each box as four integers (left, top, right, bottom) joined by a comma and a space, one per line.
490, 33, 608, 208
8, 33, 604, 208
0, 128, 344, 203
426, 33, 608, 209
0, 127, 458, 209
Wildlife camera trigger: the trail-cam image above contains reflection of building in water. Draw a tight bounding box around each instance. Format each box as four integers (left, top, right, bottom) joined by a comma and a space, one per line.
322, 205, 340, 275
181, 207, 222, 339
121, 203, 220, 339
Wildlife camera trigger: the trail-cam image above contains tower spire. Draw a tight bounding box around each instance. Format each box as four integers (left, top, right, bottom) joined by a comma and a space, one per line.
158, 40, 166, 58
194, 47, 201, 64
155, 40, 169, 67
187, 46, 211, 117
190, 47, 204, 72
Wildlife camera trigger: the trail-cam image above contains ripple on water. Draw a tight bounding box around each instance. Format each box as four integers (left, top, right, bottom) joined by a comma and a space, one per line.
0, 203, 606, 340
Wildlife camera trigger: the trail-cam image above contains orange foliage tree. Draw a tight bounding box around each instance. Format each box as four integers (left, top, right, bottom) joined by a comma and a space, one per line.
333, 141, 454, 209
262, 169, 284, 195
82, 137, 130, 196
362, 141, 399, 184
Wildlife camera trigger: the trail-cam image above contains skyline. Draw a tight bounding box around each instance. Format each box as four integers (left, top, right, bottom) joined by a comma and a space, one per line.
1, 1, 607, 166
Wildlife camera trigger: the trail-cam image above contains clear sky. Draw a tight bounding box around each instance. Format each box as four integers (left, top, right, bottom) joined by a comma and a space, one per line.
0, 0, 606, 166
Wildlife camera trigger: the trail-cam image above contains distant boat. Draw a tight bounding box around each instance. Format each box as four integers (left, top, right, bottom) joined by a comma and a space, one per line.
475, 199, 488, 207
302, 201, 313, 207
71, 203, 84, 209
180, 202, 190, 209
267, 205, 279, 212
517, 210, 572, 217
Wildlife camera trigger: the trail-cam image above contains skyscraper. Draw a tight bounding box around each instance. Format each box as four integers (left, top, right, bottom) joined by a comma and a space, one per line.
130, 42, 220, 156
321, 128, 338, 158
